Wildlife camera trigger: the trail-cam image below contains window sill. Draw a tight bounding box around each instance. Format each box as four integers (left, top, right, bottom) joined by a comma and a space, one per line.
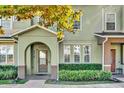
103, 30, 122, 32
62, 62, 91, 64
0, 62, 15, 65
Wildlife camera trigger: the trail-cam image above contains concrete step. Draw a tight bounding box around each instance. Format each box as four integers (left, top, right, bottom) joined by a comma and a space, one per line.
26, 74, 50, 80
112, 75, 124, 82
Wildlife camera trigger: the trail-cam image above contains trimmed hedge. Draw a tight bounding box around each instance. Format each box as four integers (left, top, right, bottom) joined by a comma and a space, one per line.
0, 65, 17, 80
59, 64, 102, 70
59, 70, 112, 81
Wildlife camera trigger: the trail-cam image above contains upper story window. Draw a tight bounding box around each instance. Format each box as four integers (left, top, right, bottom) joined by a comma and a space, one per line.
105, 13, 116, 31
64, 45, 71, 62
73, 45, 81, 62
0, 17, 13, 29
73, 11, 81, 30
73, 20, 80, 30
0, 45, 14, 64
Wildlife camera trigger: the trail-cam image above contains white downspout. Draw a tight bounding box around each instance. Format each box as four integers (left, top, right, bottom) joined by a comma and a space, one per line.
102, 37, 108, 71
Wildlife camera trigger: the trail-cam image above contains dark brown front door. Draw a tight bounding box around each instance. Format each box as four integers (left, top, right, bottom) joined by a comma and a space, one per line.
111, 49, 116, 72
38, 50, 48, 73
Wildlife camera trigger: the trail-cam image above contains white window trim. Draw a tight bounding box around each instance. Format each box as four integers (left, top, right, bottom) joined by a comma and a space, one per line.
0, 45, 14, 64
83, 44, 91, 63
0, 16, 13, 29
102, 8, 105, 31
63, 43, 92, 63
73, 44, 81, 63
10, 17, 13, 29
63, 44, 71, 63
12, 16, 18, 22
104, 12, 116, 32
36, 16, 40, 23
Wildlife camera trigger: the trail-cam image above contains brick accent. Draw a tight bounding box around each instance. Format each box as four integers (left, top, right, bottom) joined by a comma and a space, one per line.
51, 65, 57, 79
104, 66, 111, 72
18, 65, 25, 79
104, 38, 124, 72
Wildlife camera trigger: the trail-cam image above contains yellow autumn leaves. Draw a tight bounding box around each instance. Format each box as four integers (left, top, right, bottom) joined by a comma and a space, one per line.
57, 31, 64, 41
0, 5, 82, 40
0, 26, 5, 35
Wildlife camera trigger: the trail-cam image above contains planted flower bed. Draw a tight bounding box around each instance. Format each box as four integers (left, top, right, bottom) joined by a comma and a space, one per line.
0, 65, 17, 80
59, 70, 112, 81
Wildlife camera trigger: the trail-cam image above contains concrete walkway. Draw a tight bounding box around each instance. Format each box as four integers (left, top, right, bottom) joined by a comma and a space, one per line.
44, 83, 124, 88
0, 80, 124, 88
0, 80, 45, 88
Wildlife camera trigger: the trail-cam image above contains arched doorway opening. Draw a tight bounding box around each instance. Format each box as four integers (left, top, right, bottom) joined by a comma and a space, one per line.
24, 42, 51, 77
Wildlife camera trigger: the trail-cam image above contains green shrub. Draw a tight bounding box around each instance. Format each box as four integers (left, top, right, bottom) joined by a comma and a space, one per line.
59, 64, 102, 70
59, 70, 112, 81
0, 65, 17, 80
0, 65, 17, 71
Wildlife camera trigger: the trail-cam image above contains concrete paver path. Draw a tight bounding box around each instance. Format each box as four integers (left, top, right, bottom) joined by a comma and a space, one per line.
0, 80, 45, 88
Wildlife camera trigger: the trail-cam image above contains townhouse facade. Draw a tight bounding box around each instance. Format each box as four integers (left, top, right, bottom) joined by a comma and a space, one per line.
0, 5, 124, 79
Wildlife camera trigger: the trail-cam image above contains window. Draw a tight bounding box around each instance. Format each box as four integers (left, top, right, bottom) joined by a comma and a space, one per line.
35, 16, 42, 24
12, 16, 18, 21
0, 45, 14, 63
39, 50, 46, 64
73, 45, 81, 62
63, 44, 91, 63
64, 45, 71, 62
105, 13, 116, 30
0, 46, 6, 63
83, 45, 91, 63
73, 20, 80, 30
0, 17, 12, 29
73, 11, 81, 30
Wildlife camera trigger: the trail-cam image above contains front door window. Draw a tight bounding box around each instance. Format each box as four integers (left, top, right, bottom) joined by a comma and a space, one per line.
38, 50, 48, 73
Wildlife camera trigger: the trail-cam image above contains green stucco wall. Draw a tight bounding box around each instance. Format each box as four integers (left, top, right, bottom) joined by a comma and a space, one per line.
16, 27, 59, 78
59, 5, 123, 64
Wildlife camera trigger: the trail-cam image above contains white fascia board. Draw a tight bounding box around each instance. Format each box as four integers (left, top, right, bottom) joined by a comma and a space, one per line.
94, 33, 124, 38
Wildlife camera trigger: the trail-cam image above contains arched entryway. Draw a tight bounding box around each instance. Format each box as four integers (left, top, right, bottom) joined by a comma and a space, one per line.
25, 42, 51, 78
15, 25, 59, 80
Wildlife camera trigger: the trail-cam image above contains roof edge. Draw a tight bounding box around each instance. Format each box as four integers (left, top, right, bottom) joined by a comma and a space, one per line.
94, 33, 124, 38
11, 24, 57, 36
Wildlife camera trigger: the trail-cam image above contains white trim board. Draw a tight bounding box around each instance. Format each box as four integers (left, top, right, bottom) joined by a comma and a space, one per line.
63, 43, 92, 45
104, 65, 111, 66
94, 33, 124, 38
11, 24, 57, 36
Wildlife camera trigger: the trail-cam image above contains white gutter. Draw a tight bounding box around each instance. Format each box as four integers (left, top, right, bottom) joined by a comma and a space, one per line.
0, 38, 15, 41
102, 37, 108, 71
94, 33, 124, 38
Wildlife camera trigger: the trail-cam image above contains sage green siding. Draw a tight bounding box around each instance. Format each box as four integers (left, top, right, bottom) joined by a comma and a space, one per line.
15, 27, 59, 78
13, 20, 31, 30
2, 5, 124, 71
60, 5, 124, 64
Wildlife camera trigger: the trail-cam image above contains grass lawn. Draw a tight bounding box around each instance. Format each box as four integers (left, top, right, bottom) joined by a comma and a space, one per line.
45, 79, 122, 85
0, 80, 28, 85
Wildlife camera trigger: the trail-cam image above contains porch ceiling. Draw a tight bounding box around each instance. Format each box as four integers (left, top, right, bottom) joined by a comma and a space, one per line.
94, 32, 124, 45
